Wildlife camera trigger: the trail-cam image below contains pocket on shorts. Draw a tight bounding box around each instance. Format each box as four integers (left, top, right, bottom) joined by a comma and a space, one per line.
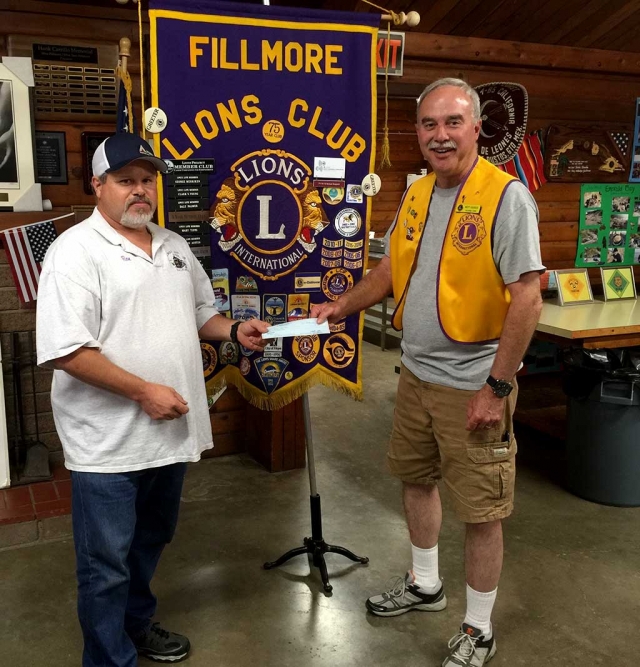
466, 438, 517, 501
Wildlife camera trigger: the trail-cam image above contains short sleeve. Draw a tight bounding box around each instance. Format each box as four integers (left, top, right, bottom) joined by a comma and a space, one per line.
188, 249, 219, 330
492, 181, 546, 285
36, 270, 102, 368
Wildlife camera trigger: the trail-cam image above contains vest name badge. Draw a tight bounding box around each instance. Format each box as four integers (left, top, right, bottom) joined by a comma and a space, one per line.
451, 213, 487, 255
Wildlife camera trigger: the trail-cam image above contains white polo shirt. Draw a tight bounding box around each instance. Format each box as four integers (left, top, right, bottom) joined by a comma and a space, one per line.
36, 209, 219, 473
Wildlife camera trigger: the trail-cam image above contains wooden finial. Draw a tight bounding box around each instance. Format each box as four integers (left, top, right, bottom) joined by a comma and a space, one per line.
119, 37, 131, 59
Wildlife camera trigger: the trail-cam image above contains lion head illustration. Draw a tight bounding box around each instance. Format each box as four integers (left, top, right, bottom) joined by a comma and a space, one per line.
209, 179, 242, 252
298, 184, 328, 253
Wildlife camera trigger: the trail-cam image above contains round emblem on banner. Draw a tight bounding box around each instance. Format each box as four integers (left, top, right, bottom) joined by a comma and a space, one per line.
334, 208, 361, 237
219, 341, 239, 365
293, 335, 320, 364
262, 119, 285, 144
144, 107, 168, 134
322, 187, 344, 205
284, 371, 294, 381
201, 343, 218, 381
475, 82, 528, 165
322, 267, 354, 301
361, 173, 381, 196
323, 333, 356, 369
239, 356, 251, 376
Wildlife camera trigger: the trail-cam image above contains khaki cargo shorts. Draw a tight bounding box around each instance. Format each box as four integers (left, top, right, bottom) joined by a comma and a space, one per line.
388, 364, 518, 524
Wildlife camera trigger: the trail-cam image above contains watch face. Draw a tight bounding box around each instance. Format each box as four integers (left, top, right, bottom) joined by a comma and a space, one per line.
493, 380, 513, 398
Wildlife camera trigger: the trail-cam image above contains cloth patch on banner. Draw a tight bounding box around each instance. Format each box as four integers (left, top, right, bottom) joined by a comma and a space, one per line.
322, 267, 354, 300
232, 294, 261, 320
344, 238, 363, 249
294, 272, 322, 291
321, 258, 342, 268
323, 238, 344, 248
211, 268, 230, 311
322, 248, 344, 258
287, 294, 310, 320
293, 335, 320, 364
254, 357, 289, 394
263, 337, 284, 358
263, 294, 287, 325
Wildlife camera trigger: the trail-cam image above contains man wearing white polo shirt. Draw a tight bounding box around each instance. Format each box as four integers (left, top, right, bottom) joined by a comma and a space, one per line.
36, 133, 268, 667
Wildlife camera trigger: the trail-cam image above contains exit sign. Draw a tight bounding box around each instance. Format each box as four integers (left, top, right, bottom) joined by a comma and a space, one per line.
376, 30, 405, 77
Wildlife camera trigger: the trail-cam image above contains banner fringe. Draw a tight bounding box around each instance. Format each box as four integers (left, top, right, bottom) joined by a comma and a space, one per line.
208, 370, 362, 411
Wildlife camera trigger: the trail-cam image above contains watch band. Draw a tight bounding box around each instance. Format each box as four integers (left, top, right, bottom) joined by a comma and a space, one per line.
230, 321, 241, 344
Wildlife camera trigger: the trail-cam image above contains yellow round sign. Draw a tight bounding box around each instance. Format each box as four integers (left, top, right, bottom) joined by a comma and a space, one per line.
262, 120, 285, 144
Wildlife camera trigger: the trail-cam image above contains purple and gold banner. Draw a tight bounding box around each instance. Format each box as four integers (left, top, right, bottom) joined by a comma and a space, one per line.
149, 0, 378, 408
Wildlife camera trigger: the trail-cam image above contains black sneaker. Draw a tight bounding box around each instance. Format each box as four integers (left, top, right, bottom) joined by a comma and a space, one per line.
442, 623, 496, 666
132, 622, 191, 663
365, 571, 447, 617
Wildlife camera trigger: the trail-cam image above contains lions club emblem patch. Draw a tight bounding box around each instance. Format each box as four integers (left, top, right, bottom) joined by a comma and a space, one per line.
451, 213, 487, 256
209, 149, 329, 281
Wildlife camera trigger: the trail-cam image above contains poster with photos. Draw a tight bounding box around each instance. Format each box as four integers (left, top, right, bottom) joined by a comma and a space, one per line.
575, 183, 640, 267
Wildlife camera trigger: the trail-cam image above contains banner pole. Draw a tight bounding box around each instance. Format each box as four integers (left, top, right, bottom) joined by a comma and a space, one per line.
263, 393, 369, 594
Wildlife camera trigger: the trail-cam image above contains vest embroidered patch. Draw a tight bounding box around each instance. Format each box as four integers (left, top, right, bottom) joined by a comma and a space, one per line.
451, 213, 487, 255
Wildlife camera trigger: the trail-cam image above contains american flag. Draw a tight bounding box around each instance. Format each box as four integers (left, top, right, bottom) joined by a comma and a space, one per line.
116, 64, 134, 133
1, 220, 59, 303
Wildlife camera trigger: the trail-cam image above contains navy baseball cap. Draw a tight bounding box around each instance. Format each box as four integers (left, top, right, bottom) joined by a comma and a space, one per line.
92, 133, 168, 177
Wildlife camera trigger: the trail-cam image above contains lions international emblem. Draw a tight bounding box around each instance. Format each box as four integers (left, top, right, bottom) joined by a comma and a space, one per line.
209, 149, 329, 280
451, 214, 487, 256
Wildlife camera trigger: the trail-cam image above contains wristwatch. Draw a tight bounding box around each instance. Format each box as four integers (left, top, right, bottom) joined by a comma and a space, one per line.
230, 321, 242, 344
486, 375, 513, 398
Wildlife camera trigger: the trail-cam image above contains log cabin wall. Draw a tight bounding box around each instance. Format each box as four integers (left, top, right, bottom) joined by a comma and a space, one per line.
370, 33, 640, 282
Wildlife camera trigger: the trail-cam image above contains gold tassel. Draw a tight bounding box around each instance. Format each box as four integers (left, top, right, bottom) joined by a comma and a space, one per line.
379, 20, 392, 170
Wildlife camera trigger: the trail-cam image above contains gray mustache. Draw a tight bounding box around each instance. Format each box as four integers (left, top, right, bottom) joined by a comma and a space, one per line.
125, 197, 153, 209
427, 141, 457, 150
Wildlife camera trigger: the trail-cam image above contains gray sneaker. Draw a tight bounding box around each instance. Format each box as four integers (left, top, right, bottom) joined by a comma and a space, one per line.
365, 571, 447, 617
132, 622, 191, 663
442, 624, 496, 666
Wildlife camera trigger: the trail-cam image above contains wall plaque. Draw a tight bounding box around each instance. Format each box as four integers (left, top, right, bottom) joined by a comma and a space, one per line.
81, 131, 111, 195
35, 131, 67, 184
7, 36, 118, 122
545, 124, 632, 183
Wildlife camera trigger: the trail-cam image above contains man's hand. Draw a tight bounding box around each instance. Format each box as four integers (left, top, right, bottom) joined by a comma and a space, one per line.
466, 384, 505, 431
310, 301, 345, 325
238, 319, 270, 351
137, 383, 189, 420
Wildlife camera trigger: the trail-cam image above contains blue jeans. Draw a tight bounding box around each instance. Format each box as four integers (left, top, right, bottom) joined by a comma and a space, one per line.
71, 463, 187, 667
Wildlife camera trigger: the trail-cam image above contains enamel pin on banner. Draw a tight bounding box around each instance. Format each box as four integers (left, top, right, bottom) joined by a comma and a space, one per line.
149, 0, 378, 408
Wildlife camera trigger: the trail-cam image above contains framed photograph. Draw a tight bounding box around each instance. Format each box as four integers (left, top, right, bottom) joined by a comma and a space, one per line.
81, 131, 110, 195
601, 266, 637, 301
35, 131, 67, 184
555, 269, 594, 306
0, 57, 42, 210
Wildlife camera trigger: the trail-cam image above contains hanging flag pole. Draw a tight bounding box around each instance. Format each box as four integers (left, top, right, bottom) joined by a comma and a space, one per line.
116, 37, 134, 133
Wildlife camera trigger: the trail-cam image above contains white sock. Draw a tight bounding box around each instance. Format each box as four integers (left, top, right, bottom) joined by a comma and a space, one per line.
410, 543, 440, 593
463, 584, 497, 638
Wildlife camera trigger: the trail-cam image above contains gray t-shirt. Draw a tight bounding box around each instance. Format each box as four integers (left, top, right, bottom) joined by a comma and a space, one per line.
385, 180, 545, 390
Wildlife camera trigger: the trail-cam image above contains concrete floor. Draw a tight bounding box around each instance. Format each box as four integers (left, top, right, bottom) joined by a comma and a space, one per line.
2, 342, 639, 666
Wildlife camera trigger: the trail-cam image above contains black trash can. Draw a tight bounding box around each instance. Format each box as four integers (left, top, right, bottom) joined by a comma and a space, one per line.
566, 371, 640, 507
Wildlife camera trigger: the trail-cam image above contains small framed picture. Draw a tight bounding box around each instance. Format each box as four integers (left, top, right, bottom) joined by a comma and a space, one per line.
600, 266, 637, 301
555, 269, 594, 306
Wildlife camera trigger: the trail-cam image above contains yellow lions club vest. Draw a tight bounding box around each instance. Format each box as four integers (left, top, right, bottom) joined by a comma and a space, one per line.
389, 157, 516, 343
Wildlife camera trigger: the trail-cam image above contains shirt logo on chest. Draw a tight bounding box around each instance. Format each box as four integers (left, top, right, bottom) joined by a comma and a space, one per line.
168, 251, 188, 271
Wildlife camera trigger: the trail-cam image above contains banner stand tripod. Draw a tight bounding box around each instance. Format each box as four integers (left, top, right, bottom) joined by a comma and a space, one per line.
264, 393, 369, 593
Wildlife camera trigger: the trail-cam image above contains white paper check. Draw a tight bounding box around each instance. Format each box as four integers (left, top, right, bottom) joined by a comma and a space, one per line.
262, 318, 330, 338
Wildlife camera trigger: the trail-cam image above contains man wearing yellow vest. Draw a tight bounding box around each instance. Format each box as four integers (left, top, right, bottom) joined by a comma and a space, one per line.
311, 78, 544, 666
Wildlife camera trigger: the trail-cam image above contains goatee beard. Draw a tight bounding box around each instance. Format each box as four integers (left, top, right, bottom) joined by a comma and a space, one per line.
121, 209, 154, 229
